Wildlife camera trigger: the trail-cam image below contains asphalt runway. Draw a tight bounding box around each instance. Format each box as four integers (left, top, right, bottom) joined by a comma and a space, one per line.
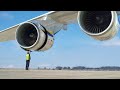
0, 69, 120, 79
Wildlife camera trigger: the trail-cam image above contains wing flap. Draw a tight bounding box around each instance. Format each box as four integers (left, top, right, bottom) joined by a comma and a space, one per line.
0, 25, 18, 42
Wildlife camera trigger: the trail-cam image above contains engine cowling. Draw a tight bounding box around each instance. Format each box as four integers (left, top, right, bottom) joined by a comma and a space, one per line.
16, 21, 54, 51
77, 11, 119, 41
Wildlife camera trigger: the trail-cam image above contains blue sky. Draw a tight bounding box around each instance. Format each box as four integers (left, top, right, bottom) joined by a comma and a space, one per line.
0, 11, 120, 68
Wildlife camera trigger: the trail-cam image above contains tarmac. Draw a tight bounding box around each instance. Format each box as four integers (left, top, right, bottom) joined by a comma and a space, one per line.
0, 69, 120, 79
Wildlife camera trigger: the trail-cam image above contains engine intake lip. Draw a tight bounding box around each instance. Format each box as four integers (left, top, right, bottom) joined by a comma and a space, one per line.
16, 22, 40, 49
77, 11, 114, 36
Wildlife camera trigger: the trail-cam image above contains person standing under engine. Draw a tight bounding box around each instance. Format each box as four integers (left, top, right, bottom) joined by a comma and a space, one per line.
25, 51, 31, 70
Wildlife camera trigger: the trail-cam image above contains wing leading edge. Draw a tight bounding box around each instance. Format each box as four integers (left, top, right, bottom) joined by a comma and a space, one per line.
0, 11, 78, 42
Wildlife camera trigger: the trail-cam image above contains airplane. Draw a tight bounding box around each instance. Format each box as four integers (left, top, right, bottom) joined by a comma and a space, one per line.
0, 11, 120, 52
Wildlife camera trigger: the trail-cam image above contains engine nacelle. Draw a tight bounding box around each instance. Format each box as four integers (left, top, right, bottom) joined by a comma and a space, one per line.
77, 11, 119, 41
16, 21, 54, 51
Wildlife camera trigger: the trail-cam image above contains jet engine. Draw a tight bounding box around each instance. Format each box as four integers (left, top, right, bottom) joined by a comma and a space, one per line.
77, 11, 119, 41
16, 21, 54, 51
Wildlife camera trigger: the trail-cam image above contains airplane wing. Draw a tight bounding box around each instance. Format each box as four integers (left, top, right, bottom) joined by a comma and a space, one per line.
0, 11, 78, 42
0, 11, 120, 42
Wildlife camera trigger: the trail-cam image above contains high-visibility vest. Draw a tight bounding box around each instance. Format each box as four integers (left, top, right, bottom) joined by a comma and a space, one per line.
26, 54, 30, 60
